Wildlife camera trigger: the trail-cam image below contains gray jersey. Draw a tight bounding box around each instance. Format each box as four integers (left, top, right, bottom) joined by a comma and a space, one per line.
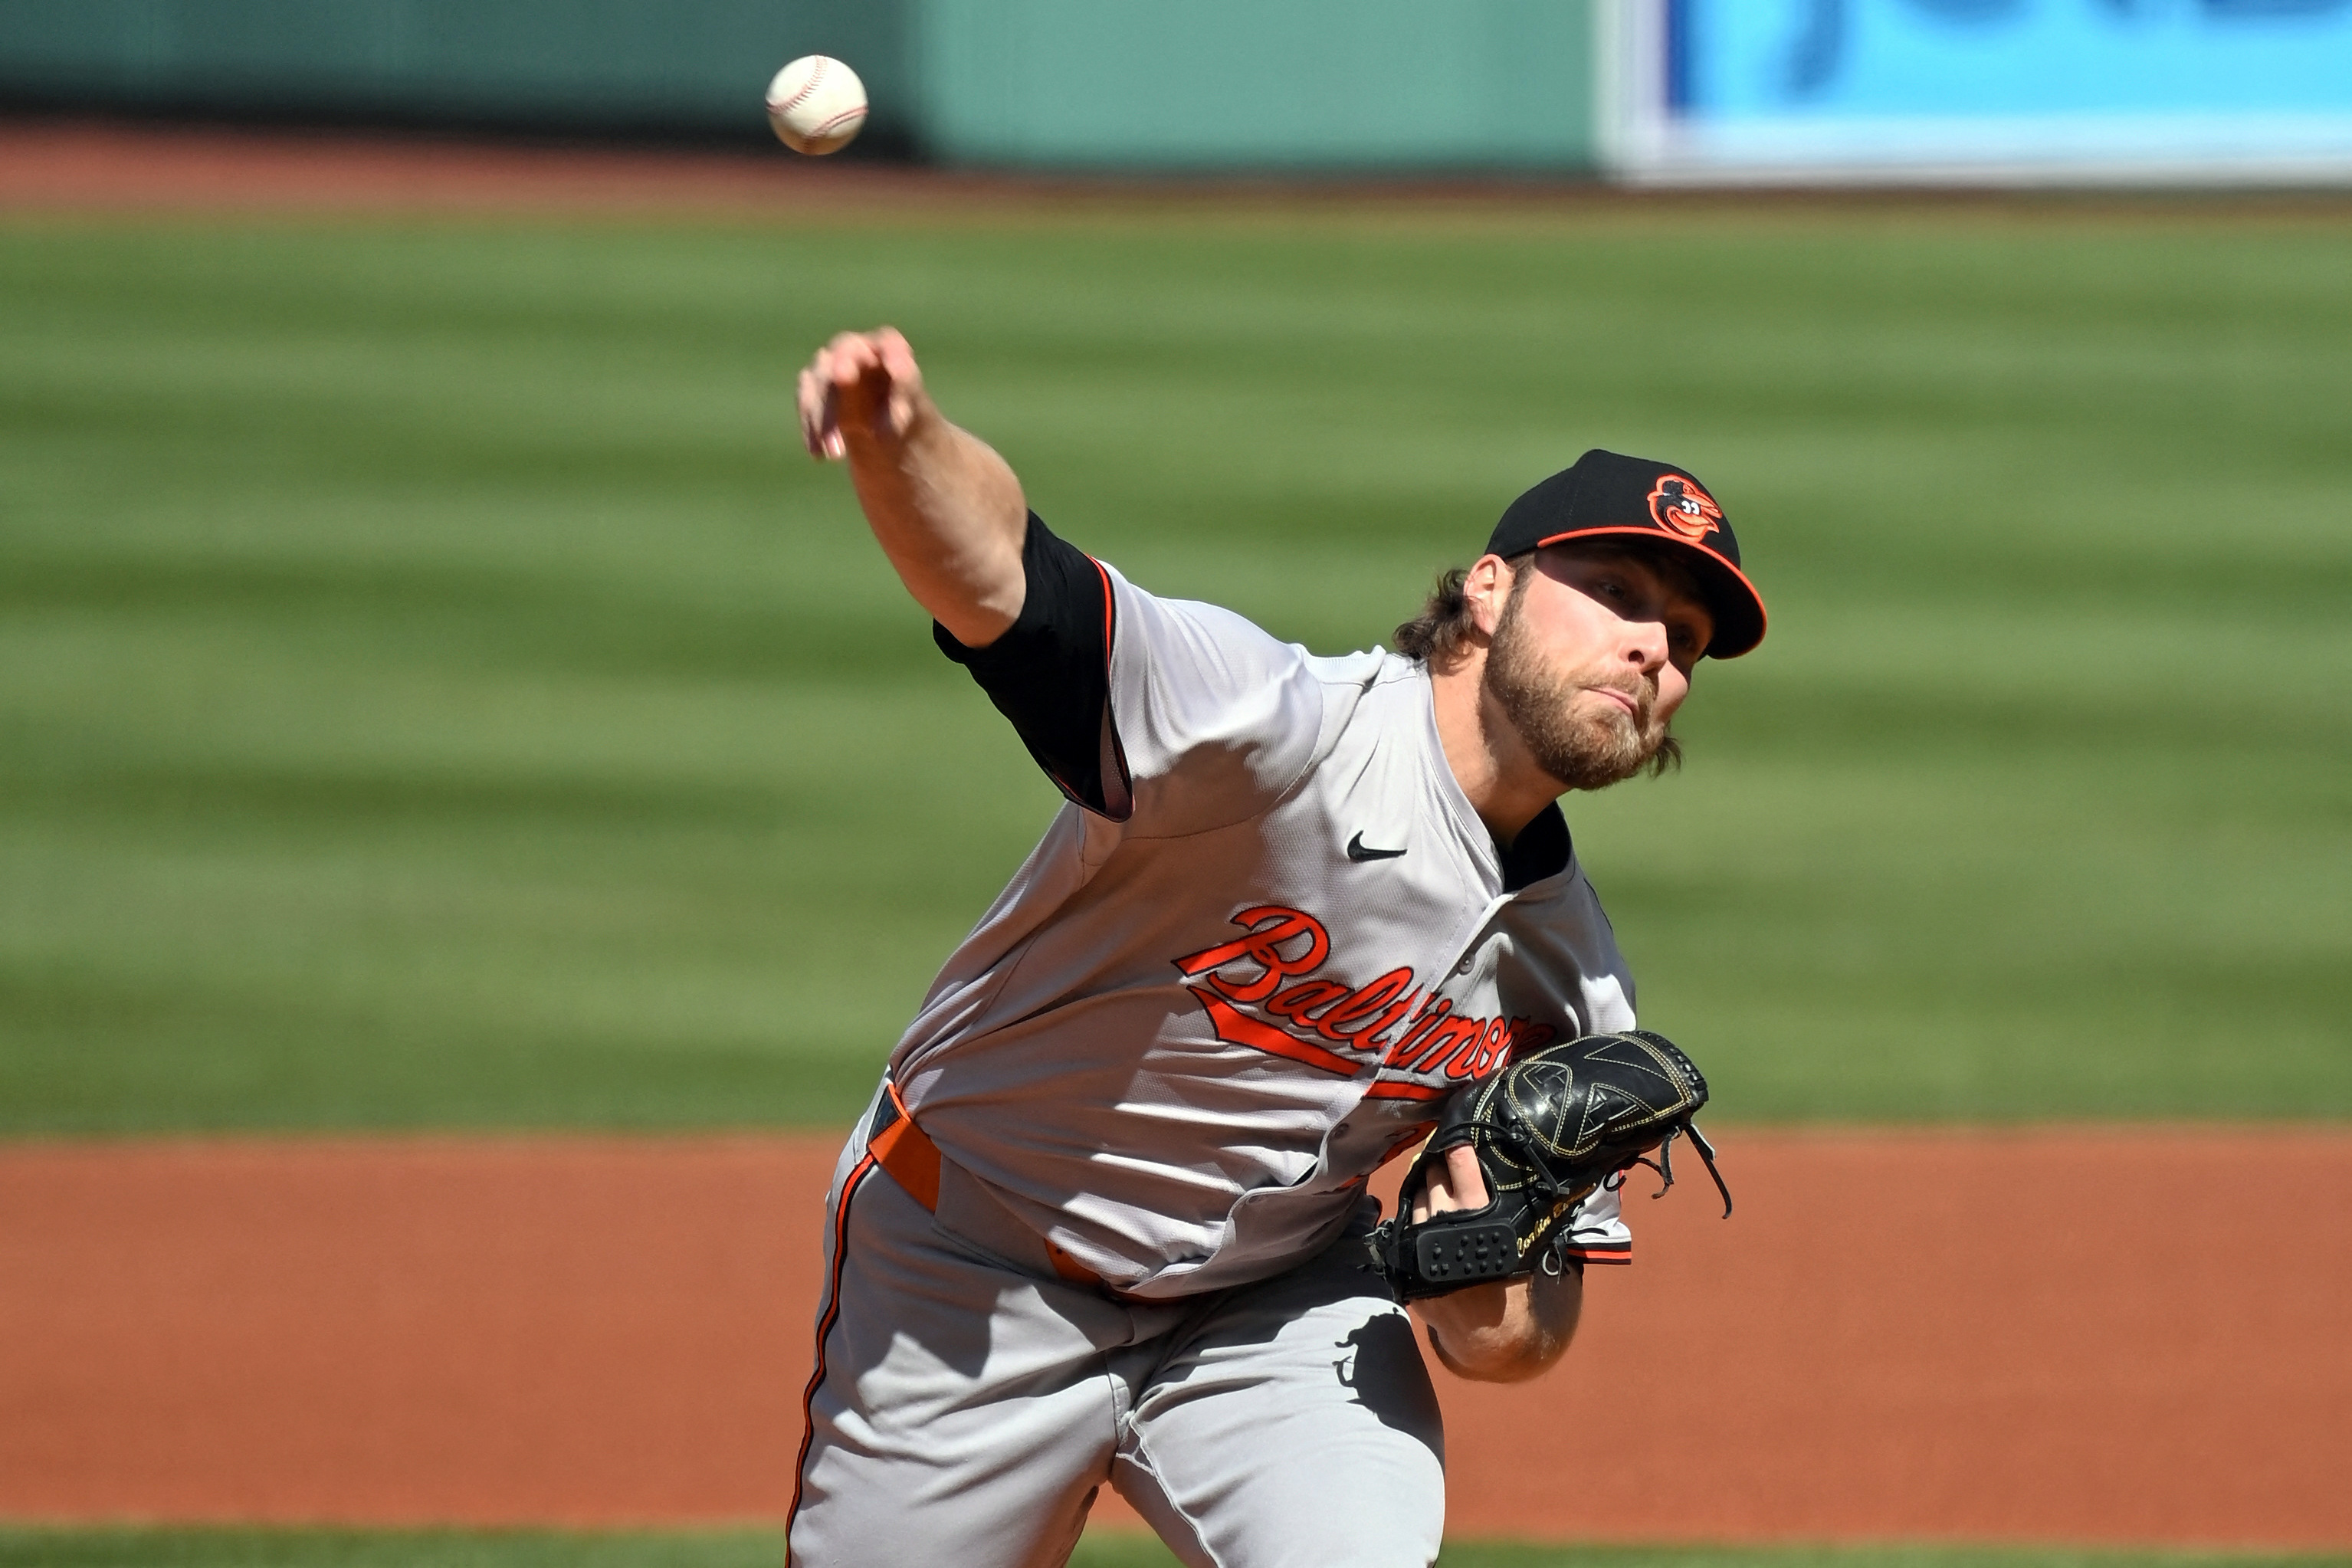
891, 561, 1636, 1299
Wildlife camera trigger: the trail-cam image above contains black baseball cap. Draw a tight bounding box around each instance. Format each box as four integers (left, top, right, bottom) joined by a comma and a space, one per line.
1486, 449, 1766, 658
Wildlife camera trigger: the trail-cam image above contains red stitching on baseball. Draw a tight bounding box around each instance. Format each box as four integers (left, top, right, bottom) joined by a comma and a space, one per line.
809, 104, 867, 138
769, 55, 826, 116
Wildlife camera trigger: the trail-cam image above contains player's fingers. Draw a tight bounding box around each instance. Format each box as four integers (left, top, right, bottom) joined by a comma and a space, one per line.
1409, 1160, 1453, 1225
873, 326, 923, 389
825, 331, 884, 385
796, 366, 843, 460
861, 332, 927, 441
849, 354, 909, 441
795, 366, 828, 455
795, 366, 821, 451
808, 330, 910, 454
835, 340, 902, 429
1440, 1144, 1488, 1210
806, 404, 843, 461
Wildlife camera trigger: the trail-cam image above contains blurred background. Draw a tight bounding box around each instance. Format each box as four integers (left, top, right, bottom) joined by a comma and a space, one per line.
13, 0, 2352, 178
1, 3, 2347, 1567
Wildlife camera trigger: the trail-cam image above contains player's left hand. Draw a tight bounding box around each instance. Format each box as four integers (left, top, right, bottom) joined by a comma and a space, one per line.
1408, 1143, 1489, 1223
1369, 1029, 1729, 1308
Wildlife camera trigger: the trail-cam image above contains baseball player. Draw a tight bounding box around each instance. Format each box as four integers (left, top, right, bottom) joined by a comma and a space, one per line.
786, 327, 1766, 1568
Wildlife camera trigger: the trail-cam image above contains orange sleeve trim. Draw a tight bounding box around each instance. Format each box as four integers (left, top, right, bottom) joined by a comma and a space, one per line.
1087, 554, 1133, 815
1091, 554, 1116, 656
1557, 1244, 1632, 1265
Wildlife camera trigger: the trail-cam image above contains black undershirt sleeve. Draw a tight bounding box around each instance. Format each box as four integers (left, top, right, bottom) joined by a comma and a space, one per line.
933, 513, 1126, 816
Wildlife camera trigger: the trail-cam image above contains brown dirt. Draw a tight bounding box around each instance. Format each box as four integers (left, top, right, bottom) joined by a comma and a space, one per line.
0, 119, 932, 215
0, 118, 1601, 218
2, 1130, 2345, 1546
9, 119, 2352, 223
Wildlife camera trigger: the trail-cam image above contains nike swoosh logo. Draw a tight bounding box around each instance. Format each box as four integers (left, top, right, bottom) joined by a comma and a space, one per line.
1346, 832, 1407, 862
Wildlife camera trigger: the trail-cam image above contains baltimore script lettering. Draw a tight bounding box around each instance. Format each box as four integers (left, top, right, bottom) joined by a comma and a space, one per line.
1169, 905, 1556, 1101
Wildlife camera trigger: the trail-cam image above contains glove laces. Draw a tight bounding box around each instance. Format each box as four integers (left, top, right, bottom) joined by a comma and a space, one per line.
1606, 1121, 1734, 1219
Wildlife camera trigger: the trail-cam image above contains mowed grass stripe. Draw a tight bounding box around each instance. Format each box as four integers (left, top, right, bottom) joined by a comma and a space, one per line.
1, 1531, 2344, 1568
0, 209, 2346, 1133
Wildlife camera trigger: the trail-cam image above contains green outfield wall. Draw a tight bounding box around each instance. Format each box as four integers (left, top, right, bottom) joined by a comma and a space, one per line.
0, 0, 917, 144
0, 0, 1600, 170
916, 0, 1598, 171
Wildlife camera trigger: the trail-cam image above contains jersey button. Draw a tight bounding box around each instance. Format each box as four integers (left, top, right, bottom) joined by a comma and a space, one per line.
1455, 956, 1473, 974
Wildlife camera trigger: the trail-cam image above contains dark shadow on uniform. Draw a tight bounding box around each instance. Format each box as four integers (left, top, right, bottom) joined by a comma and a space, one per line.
1334, 1314, 1445, 1462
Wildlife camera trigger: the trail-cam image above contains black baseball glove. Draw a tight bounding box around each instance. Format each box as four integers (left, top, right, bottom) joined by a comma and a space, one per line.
1365, 1029, 1730, 1303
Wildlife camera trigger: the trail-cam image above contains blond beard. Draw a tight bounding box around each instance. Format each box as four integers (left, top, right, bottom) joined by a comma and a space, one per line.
1481, 584, 1677, 792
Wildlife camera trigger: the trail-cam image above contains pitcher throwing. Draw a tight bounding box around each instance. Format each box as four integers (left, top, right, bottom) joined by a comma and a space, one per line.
786, 326, 1766, 1568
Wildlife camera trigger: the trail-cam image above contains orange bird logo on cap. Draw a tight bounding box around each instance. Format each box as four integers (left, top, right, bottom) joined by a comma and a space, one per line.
1648, 476, 1723, 542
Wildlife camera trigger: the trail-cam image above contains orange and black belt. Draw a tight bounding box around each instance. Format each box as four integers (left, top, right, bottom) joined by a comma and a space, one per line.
864, 1082, 1105, 1288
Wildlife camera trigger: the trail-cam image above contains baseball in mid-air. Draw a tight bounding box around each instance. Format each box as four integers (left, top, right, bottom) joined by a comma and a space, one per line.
766, 55, 867, 156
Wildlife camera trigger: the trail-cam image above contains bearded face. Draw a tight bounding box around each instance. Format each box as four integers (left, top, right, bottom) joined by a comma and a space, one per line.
1481, 568, 1680, 791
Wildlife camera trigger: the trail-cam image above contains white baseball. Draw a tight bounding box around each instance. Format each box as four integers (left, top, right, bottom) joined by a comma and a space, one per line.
766, 55, 868, 156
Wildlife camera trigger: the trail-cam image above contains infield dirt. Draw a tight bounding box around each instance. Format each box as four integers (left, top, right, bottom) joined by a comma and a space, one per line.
3, 123, 2346, 1552
3, 1132, 2345, 1547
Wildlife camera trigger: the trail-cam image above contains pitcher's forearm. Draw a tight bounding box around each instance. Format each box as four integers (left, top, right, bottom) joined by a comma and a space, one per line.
799, 327, 1031, 648
848, 401, 1028, 648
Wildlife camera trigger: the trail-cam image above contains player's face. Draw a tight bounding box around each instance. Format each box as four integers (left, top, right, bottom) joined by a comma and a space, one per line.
1481, 546, 1711, 792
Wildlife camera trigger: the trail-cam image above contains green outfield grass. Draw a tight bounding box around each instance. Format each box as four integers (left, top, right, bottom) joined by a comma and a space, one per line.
2, 1530, 2344, 1568
2, 203, 2347, 1133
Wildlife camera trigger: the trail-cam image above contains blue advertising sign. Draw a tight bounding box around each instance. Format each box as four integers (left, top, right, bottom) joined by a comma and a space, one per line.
1614, 0, 2352, 180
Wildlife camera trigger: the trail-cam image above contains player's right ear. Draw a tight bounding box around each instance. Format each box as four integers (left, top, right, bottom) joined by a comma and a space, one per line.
1462, 554, 1513, 639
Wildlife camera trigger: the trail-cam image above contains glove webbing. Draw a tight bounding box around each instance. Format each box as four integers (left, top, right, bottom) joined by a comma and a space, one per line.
1606, 1121, 1734, 1219
1471, 1105, 1734, 1223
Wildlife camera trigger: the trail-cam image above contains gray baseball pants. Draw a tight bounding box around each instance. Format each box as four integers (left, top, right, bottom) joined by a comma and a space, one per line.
786, 1086, 1448, 1568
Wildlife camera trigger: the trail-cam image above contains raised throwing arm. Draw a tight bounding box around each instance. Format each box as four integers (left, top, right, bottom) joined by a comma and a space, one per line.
797, 327, 1028, 648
